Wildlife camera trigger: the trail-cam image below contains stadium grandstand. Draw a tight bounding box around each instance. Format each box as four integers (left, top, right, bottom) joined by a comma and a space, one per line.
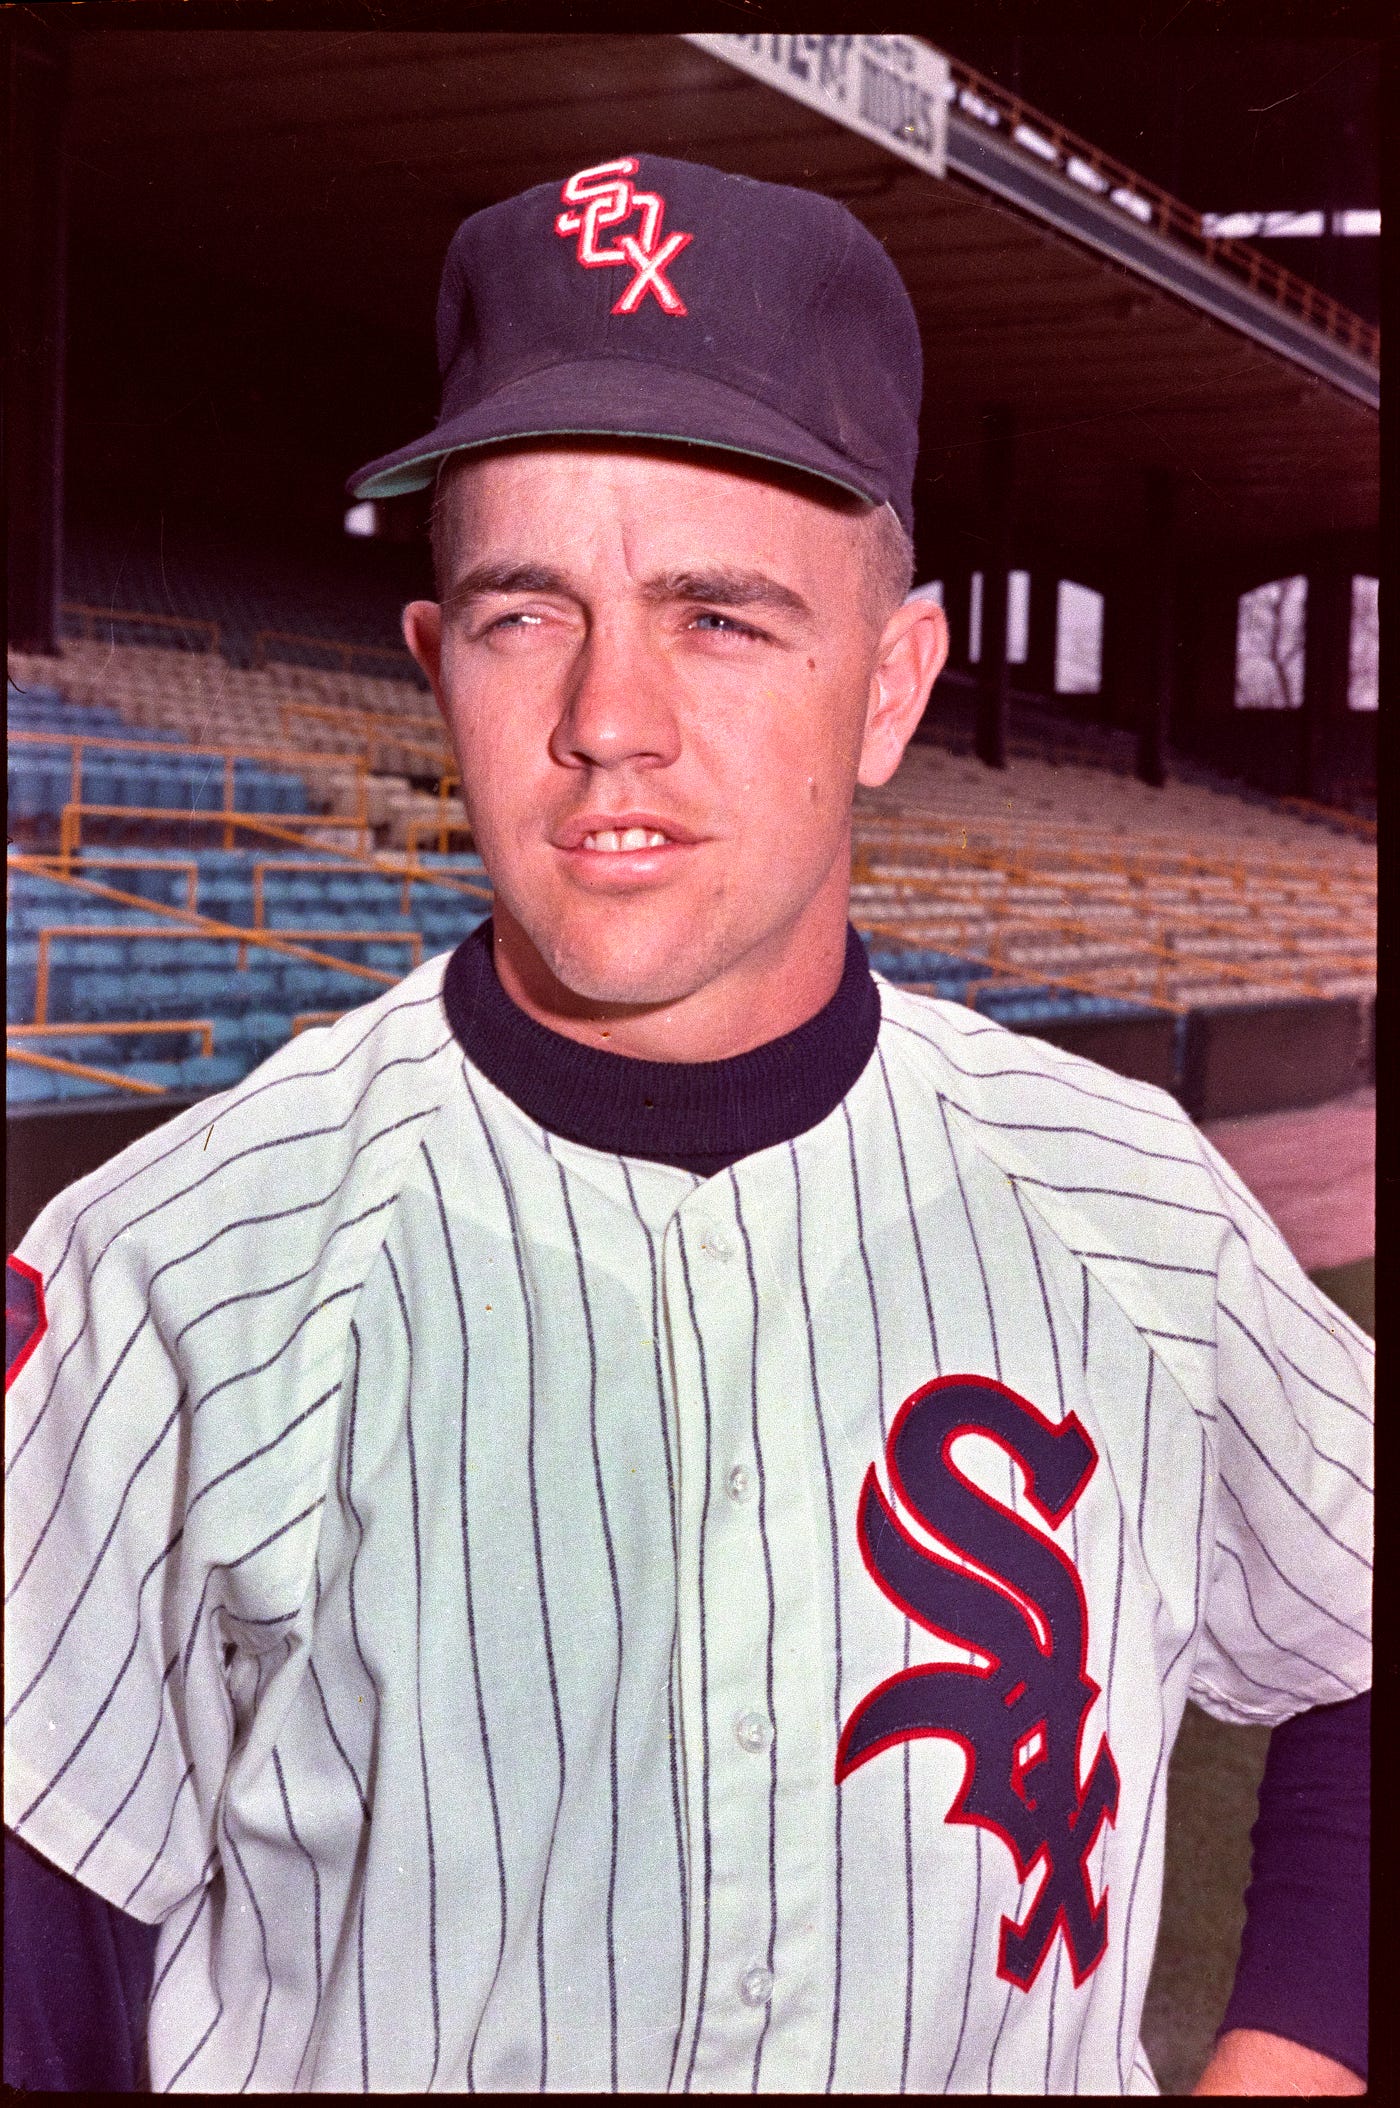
9, 26, 1376, 1169
3, 23, 1379, 2091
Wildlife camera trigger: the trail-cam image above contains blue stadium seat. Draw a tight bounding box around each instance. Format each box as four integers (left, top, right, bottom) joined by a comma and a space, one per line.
5, 1063, 114, 1104
863, 943, 994, 986
975, 986, 1152, 1027
7, 842, 495, 1105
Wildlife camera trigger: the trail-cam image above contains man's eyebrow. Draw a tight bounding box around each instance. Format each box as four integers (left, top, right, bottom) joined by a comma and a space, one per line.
443, 561, 574, 609
441, 559, 814, 622
643, 568, 813, 620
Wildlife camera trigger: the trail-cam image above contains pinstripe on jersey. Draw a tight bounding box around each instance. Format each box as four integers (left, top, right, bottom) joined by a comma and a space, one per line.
4, 955, 1372, 2093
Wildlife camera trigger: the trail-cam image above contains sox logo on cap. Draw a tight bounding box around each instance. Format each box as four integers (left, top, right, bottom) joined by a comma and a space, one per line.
555, 157, 693, 314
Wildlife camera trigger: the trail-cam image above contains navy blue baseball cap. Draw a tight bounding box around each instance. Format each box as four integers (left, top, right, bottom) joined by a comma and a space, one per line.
348, 153, 922, 536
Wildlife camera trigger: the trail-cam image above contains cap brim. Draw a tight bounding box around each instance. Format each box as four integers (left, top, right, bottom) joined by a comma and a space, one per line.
347, 357, 888, 514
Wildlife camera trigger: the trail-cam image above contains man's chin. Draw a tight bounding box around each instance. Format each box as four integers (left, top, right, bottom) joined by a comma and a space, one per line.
502, 905, 717, 1015
535, 942, 708, 1014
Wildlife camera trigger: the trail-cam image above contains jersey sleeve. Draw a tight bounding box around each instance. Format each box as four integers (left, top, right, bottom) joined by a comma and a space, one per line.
3, 1137, 351, 1926
1187, 1133, 1373, 1727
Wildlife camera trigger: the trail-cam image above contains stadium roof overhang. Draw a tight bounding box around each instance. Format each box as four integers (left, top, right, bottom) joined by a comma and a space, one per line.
64, 28, 1379, 569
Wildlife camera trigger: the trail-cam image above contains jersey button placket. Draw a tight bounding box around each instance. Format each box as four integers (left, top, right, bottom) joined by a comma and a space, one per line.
670, 1198, 782, 2084
732, 1161, 837, 2092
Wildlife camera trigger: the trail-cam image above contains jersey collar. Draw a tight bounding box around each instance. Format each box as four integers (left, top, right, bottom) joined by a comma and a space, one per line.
442, 918, 881, 1177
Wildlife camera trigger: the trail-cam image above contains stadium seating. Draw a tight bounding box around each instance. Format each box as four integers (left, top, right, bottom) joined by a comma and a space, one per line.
9, 654, 455, 850
8, 747, 313, 827
7, 629, 1376, 1116
7, 846, 490, 1102
851, 740, 1375, 1012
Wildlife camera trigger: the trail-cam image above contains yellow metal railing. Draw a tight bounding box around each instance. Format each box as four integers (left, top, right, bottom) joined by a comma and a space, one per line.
57, 804, 374, 859
27, 922, 417, 1027
405, 813, 476, 858
248, 856, 490, 929
252, 629, 421, 678
60, 604, 221, 653
851, 816, 1375, 894
937, 46, 1379, 365
12, 726, 370, 853
6, 1045, 169, 1096
1277, 796, 1377, 842
15, 829, 490, 925
8, 856, 409, 1002
9, 1019, 215, 1056
277, 697, 448, 758
6, 854, 202, 916
851, 791, 1375, 1011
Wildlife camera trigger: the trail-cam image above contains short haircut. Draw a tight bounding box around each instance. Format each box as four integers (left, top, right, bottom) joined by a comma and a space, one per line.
430, 448, 915, 630
860, 502, 916, 625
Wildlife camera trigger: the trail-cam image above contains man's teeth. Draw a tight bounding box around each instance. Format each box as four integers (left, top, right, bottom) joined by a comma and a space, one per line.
584, 828, 670, 851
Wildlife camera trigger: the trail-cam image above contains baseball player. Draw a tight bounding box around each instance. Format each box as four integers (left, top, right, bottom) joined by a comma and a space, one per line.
5, 156, 1369, 2094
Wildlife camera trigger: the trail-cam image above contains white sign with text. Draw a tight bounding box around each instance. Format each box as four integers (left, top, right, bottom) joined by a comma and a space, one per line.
683, 33, 949, 182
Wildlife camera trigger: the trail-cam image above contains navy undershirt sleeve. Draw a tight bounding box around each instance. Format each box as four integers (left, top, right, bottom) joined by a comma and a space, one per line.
3, 1827, 156, 2092
1218, 1689, 1369, 2080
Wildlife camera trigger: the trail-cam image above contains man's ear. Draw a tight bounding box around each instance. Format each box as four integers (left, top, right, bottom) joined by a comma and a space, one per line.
857, 597, 949, 788
402, 600, 447, 724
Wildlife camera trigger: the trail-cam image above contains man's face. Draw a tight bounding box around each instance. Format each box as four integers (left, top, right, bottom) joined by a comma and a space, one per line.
405, 445, 943, 1049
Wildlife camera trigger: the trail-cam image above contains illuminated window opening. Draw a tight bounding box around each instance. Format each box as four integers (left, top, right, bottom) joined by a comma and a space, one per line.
1235, 578, 1306, 709
1349, 576, 1378, 712
1055, 581, 1103, 694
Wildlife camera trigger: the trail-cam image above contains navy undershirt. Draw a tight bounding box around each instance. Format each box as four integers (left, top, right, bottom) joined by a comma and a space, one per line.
441, 916, 883, 1175
3, 920, 1368, 2087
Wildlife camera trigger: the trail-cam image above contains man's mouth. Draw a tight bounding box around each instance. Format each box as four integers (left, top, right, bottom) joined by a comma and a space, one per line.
555, 812, 701, 860
582, 827, 671, 853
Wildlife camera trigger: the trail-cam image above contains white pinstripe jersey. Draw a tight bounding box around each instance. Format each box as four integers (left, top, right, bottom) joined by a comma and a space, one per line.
5, 953, 1373, 2093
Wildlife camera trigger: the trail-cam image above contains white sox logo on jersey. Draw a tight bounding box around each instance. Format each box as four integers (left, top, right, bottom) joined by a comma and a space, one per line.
555, 158, 693, 315
837, 1375, 1120, 1991
5, 1256, 46, 1391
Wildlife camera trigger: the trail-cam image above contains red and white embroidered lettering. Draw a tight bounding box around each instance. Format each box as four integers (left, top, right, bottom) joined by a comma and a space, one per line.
555, 158, 692, 317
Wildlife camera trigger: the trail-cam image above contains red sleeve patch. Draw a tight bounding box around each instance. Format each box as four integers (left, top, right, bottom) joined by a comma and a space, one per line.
5, 1256, 47, 1389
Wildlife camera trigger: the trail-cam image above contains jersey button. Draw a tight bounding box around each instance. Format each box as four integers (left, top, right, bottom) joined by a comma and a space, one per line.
726, 1463, 753, 1504
739, 1964, 774, 2007
698, 1221, 733, 1261
734, 1709, 772, 1754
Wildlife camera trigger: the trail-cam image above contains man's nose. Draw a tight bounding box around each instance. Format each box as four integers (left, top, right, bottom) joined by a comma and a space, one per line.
549, 616, 683, 771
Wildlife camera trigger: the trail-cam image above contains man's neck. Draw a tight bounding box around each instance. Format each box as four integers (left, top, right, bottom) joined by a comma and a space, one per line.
487, 888, 853, 1066
441, 917, 882, 1176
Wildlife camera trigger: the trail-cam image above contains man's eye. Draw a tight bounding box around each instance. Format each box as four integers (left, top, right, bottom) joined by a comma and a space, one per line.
690, 611, 761, 637
474, 608, 555, 641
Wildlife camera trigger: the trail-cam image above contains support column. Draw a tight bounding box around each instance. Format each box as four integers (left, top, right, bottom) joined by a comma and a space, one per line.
976, 405, 1015, 769
6, 23, 69, 656
1136, 470, 1175, 788
943, 560, 976, 675
1298, 563, 1352, 802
